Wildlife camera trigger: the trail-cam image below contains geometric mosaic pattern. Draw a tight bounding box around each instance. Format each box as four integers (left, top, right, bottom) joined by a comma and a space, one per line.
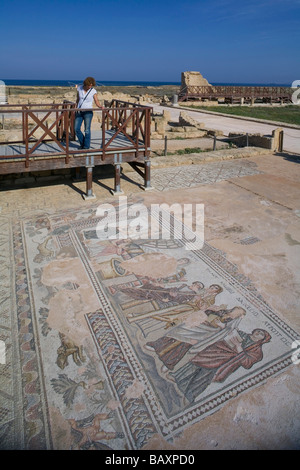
131, 160, 262, 191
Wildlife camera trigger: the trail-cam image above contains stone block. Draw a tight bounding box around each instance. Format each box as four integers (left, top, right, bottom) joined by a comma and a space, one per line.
162, 110, 171, 121
179, 111, 205, 129
207, 129, 224, 137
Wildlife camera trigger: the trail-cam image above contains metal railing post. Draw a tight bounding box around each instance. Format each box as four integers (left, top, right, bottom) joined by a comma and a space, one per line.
164, 136, 168, 156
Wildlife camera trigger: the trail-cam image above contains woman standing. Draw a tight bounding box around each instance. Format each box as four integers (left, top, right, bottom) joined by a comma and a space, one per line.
75, 77, 103, 149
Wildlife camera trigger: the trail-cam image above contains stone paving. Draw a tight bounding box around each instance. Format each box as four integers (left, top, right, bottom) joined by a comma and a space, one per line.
0, 148, 268, 217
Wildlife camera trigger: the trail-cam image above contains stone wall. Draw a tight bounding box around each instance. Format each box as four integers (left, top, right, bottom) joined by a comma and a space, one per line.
150, 110, 224, 139
228, 128, 283, 151
178, 111, 205, 129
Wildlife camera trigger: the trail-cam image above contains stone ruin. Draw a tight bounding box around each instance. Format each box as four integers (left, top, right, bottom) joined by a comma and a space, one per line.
228, 128, 284, 152
180, 71, 212, 90
150, 110, 223, 140
178, 71, 217, 103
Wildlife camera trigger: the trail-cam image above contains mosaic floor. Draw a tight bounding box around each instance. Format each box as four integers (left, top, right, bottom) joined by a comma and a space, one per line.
130, 159, 262, 191
1, 193, 298, 450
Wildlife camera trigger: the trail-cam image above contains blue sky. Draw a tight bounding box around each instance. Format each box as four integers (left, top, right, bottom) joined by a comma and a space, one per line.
0, 0, 299, 84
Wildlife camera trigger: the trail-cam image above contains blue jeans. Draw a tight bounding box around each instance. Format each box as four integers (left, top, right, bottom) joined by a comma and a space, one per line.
75, 111, 93, 149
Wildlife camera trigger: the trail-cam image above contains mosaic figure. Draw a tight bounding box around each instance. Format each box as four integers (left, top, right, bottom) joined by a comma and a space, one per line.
68, 413, 124, 450
171, 328, 271, 403
145, 306, 246, 371
121, 282, 223, 328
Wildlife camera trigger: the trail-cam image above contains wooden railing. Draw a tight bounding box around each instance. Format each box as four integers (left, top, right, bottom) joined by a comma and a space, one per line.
0, 100, 152, 168
102, 99, 151, 158
178, 85, 292, 102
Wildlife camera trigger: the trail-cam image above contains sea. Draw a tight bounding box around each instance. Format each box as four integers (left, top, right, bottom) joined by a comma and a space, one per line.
1, 79, 291, 88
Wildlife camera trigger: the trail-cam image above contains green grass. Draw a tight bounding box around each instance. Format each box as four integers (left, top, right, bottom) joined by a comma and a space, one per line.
181, 105, 300, 126
153, 147, 206, 157
173, 147, 204, 155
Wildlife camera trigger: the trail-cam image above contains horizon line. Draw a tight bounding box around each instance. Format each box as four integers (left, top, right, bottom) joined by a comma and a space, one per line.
1, 78, 292, 86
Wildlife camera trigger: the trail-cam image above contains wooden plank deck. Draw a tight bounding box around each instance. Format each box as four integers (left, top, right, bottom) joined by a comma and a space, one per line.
0, 130, 146, 160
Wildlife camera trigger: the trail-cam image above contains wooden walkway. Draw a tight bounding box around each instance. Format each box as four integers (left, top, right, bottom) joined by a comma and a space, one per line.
0, 100, 152, 198
178, 85, 292, 103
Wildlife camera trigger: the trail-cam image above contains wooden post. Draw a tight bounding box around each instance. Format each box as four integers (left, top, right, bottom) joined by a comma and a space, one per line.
144, 160, 151, 189
22, 105, 26, 143
111, 154, 124, 195
141, 159, 153, 191
25, 111, 29, 168
83, 156, 96, 200
111, 164, 123, 195
115, 164, 121, 192
64, 110, 69, 163
164, 135, 168, 156
135, 109, 140, 155
102, 108, 106, 161
86, 166, 93, 195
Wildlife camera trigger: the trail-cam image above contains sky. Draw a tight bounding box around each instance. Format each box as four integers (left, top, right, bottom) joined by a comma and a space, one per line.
0, 0, 299, 84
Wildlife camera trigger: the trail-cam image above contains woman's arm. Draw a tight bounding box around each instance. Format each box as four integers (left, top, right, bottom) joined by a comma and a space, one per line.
93, 94, 103, 108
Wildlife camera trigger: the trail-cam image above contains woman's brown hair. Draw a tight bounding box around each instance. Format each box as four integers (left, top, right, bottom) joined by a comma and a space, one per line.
83, 77, 96, 87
